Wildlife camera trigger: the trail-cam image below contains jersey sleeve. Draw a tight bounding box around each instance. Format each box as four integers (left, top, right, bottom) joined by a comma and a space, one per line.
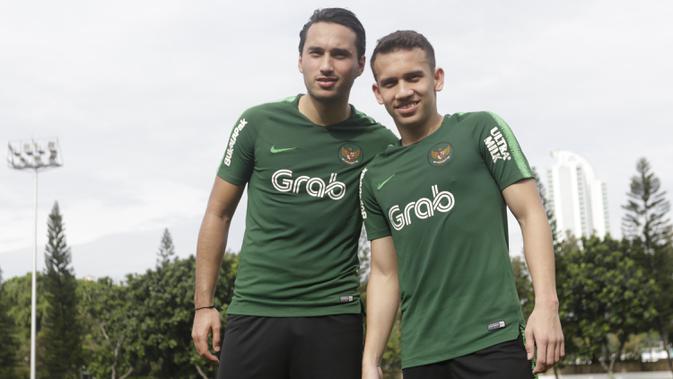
477, 112, 534, 190
217, 110, 257, 186
359, 167, 391, 240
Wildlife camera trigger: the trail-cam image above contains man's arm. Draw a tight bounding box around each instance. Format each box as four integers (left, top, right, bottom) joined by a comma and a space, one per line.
191, 177, 244, 363
362, 236, 399, 379
503, 178, 564, 373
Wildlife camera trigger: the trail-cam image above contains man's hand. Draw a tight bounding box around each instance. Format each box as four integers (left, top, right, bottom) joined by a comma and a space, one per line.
192, 308, 222, 363
525, 303, 564, 374
362, 363, 383, 379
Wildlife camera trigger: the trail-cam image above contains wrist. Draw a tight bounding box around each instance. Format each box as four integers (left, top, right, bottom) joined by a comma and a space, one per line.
534, 297, 559, 310
362, 353, 381, 368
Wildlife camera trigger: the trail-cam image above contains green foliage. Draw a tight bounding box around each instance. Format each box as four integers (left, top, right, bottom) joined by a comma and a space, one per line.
622, 158, 671, 250
41, 202, 83, 379
622, 157, 673, 372
157, 228, 177, 267
79, 277, 138, 379
556, 235, 658, 373
0, 267, 20, 378
1, 273, 49, 378
125, 252, 239, 378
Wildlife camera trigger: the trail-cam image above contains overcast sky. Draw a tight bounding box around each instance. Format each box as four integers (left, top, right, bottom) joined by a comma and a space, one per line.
1, 0, 672, 280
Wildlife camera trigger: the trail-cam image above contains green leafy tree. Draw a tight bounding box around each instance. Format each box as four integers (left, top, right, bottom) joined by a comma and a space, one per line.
41, 201, 82, 379
0, 267, 20, 378
556, 236, 658, 376
128, 252, 239, 378
622, 158, 672, 249
79, 278, 137, 379
1, 273, 49, 378
622, 157, 673, 373
157, 228, 177, 267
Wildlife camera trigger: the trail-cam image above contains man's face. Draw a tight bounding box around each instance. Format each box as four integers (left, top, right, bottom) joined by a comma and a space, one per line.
298, 22, 365, 103
372, 48, 444, 129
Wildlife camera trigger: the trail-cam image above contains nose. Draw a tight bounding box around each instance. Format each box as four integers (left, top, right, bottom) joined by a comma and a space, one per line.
395, 83, 414, 100
320, 55, 334, 74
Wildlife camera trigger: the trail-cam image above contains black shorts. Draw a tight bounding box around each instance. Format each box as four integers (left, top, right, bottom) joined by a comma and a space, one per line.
217, 314, 363, 379
403, 335, 534, 379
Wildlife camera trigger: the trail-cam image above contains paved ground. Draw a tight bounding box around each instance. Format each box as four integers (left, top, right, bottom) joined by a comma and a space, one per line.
539, 372, 673, 379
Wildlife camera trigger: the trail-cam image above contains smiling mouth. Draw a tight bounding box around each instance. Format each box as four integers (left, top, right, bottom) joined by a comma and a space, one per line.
395, 100, 420, 110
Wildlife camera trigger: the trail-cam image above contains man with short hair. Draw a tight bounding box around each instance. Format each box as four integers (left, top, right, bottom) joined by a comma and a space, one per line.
191, 8, 397, 379
360, 30, 564, 379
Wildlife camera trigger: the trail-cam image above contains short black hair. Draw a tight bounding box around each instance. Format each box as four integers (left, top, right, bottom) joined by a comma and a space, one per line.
370, 30, 436, 79
298, 8, 366, 59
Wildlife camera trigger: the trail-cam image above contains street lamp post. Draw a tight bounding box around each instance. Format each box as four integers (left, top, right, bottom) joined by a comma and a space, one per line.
7, 138, 63, 379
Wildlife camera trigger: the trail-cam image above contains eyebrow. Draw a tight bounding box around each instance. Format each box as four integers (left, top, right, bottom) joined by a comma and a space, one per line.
379, 70, 426, 85
330, 48, 352, 56
306, 46, 353, 56
403, 70, 425, 79
379, 77, 398, 86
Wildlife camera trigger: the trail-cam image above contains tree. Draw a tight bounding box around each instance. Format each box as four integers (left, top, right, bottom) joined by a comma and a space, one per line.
622, 157, 673, 373
556, 236, 658, 376
79, 278, 138, 379
1, 273, 49, 378
128, 252, 239, 378
157, 228, 177, 267
622, 158, 672, 249
41, 201, 82, 379
0, 266, 20, 378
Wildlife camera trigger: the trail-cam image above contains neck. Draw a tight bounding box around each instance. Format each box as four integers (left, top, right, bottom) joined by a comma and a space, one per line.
298, 94, 351, 126
399, 113, 444, 146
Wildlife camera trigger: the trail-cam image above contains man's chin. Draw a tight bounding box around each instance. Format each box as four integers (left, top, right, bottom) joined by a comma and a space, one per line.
392, 115, 422, 130
306, 89, 346, 103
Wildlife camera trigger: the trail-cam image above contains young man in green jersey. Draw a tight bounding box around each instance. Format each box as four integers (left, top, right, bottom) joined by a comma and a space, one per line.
191, 8, 396, 379
360, 31, 564, 378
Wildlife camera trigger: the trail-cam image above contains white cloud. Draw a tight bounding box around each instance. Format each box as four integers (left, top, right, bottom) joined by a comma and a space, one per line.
2, 0, 672, 278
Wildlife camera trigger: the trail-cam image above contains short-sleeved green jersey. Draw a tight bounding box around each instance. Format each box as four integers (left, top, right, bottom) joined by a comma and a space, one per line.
217, 95, 397, 317
360, 112, 534, 368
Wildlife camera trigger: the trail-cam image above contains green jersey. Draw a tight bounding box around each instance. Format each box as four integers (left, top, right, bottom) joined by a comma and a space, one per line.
360, 112, 534, 368
217, 95, 397, 317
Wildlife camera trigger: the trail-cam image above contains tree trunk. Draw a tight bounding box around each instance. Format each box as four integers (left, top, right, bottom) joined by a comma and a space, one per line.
661, 326, 673, 375
608, 338, 627, 377
195, 363, 209, 379
119, 367, 133, 379
598, 341, 610, 373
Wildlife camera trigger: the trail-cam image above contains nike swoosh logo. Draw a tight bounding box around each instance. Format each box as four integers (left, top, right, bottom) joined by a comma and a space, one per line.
270, 146, 297, 154
377, 174, 395, 190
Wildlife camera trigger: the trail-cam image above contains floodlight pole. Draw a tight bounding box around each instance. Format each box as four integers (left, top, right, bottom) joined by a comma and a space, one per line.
31, 168, 38, 379
7, 139, 62, 379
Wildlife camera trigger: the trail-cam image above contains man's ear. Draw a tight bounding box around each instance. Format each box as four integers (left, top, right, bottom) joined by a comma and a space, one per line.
434, 67, 444, 92
372, 83, 384, 105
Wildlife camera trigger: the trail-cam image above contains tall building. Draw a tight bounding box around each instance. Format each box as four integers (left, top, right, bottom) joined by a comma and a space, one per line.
547, 151, 609, 239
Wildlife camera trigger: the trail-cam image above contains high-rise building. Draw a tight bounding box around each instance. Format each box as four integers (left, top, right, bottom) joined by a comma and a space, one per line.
547, 151, 609, 239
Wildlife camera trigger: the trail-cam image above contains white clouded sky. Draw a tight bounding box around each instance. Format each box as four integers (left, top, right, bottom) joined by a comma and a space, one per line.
1, 0, 672, 279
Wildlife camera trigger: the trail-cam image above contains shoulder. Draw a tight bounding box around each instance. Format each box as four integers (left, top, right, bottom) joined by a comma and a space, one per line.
351, 108, 398, 143
241, 96, 297, 119
451, 111, 504, 127
235, 96, 299, 132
